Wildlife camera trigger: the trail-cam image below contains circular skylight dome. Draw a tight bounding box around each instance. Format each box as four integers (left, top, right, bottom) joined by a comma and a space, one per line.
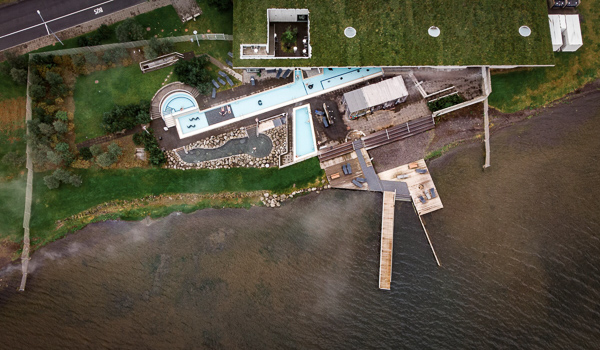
428, 26, 441, 38
344, 27, 356, 38
519, 26, 532, 37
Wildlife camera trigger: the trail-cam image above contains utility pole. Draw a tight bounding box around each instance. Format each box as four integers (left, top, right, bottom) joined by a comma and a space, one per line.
37, 10, 64, 45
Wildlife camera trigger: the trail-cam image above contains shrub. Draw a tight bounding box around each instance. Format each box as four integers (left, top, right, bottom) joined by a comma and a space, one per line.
1, 151, 26, 167
38, 123, 55, 136
55, 110, 69, 121
135, 128, 165, 166
116, 18, 144, 42
96, 152, 116, 167
45, 71, 63, 87
107, 142, 123, 158
89, 144, 103, 157
102, 47, 128, 64
427, 94, 465, 112
208, 0, 233, 11
53, 168, 71, 182
71, 54, 85, 68
79, 147, 93, 160
146, 37, 174, 59
281, 26, 298, 47
173, 55, 212, 94
4, 52, 28, 71
55, 142, 70, 154
10, 68, 28, 85
84, 52, 100, 66
30, 84, 46, 100
53, 120, 68, 134
97, 24, 112, 40
102, 100, 151, 133
69, 174, 83, 187
44, 174, 60, 189
132, 132, 145, 146
77, 36, 89, 47
46, 150, 62, 165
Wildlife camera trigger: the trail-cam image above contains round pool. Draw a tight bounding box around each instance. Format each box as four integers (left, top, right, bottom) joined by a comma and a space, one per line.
161, 92, 198, 116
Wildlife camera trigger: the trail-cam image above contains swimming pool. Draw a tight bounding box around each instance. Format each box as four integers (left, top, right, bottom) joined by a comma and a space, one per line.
162, 92, 197, 116
293, 105, 317, 160
177, 110, 209, 134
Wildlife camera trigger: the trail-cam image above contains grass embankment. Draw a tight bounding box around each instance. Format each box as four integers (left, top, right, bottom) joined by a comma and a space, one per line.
30, 157, 324, 245
489, 2, 600, 113
31, 2, 233, 55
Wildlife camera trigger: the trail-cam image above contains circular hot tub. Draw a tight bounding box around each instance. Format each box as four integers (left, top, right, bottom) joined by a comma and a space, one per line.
161, 91, 198, 116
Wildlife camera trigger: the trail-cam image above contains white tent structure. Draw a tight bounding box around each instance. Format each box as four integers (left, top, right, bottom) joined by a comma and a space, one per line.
562, 15, 583, 52
548, 15, 563, 52
342, 76, 408, 119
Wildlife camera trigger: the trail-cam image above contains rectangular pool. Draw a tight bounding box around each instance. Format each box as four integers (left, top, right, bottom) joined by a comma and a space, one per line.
178, 111, 209, 134
293, 105, 317, 160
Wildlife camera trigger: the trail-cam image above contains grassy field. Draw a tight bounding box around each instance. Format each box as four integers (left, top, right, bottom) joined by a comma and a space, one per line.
0, 129, 26, 241
233, 0, 553, 67
30, 157, 324, 243
489, 2, 600, 113
173, 40, 233, 64
32, 2, 233, 55
73, 64, 176, 142
0, 68, 26, 102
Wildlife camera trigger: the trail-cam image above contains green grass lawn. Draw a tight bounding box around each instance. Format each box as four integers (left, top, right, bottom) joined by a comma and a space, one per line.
489, 2, 600, 113
30, 157, 323, 243
173, 40, 233, 64
0, 67, 26, 102
32, 2, 232, 55
233, 0, 553, 67
73, 64, 176, 142
0, 129, 27, 241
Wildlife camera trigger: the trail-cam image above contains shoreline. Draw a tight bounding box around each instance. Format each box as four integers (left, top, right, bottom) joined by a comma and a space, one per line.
3, 78, 600, 270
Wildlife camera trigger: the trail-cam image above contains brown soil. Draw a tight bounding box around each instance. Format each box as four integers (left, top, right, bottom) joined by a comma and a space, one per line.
0, 97, 26, 134
0, 239, 21, 267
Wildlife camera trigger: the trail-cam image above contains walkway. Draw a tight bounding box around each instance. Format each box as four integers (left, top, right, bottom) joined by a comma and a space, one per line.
379, 191, 396, 290
354, 143, 382, 192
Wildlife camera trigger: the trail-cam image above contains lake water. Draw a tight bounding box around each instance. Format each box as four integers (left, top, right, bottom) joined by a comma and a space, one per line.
1, 92, 599, 348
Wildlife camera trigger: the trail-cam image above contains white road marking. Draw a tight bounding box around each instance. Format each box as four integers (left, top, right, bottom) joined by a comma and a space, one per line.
0, 0, 115, 39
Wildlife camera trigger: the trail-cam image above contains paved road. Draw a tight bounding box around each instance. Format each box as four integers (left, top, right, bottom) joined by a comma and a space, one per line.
0, 0, 145, 51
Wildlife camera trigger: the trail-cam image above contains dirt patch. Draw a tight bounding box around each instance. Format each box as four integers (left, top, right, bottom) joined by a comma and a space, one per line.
0, 238, 21, 267
0, 97, 26, 133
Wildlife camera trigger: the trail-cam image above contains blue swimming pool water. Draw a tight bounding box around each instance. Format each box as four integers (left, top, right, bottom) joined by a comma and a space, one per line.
229, 68, 382, 118
294, 107, 316, 158
162, 92, 197, 115
179, 111, 209, 134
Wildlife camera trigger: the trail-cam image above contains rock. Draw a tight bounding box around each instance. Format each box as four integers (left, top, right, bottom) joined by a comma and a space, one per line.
264, 193, 269, 197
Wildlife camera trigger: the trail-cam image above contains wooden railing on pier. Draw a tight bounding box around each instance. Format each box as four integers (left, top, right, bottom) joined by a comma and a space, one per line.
379, 191, 396, 290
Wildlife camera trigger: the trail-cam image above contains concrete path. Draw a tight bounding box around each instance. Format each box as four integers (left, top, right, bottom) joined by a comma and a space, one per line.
354, 146, 382, 192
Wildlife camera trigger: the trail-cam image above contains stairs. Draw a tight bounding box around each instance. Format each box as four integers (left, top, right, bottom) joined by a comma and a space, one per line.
163, 115, 175, 128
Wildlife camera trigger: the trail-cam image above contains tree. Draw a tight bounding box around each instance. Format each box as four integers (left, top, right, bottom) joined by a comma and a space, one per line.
53, 120, 68, 134
102, 47, 128, 64
55, 110, 69, 122
30, 84, 46, 100
96, 152, 116, 167
46, 150, 62, 165
84, 52, 100, 65
10, 68, 28, 85
116, 18, 144, 42
89, 144, 103, 157
55, 142, 70, 154
145, 37, 174, 59
79, 147, 93, 160
173, 56, 212, 94
44, 174, 60, 189
77, 36, 89, 47
53, 168, 71, 183
107, 142, 123, 158
135, 110, 150, 125
2, 151, 26, 167
281, 26, 298, 49
71, 54, 86, 68
69, 174, 83, 187
102, 100, 151, 133
97, 24, 112, 40
38, 122, 55, 136
208, 0, 233, 11
45, 71, 64, 87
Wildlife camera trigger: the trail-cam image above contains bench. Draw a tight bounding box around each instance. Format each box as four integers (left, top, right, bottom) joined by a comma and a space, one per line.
330, 172, 340, 180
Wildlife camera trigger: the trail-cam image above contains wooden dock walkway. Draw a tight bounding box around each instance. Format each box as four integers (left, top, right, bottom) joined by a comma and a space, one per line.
379, 191, 396, 290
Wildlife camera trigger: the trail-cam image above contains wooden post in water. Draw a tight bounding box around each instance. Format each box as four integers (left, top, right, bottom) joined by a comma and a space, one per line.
413, 202, 441, 266
483, 98, 491, 169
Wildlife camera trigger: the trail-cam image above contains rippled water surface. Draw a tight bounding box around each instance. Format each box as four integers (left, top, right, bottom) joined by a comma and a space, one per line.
1, 94, 599, 349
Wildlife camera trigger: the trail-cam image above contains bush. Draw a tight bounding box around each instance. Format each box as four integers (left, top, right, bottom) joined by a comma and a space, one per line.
427, 94, 465, 112
97, 24, 112, 40
173, 55, 212, 94
89, 144, 103, 157
84, 52, 100, 66
38, 123, 55, 136
10, 68, 28, 85
77, 36, 89, 47
30, 84, 46, 100
55, 142, 70, 154
107, 142, 123, 158
79, 147, 93, 160
1, 151, 26, 168
135, 128, 165, 166
53, 168, 71, 182
145, 37, 174, 59
71, 54, 86, 68
102, 100, 151, 133
96, 152, 116, 167
53, 120, 68, 134
46, 150, 62, 165
116, 18, 144, 42
55, 110, 69, 122
102, 47, 128, 64
69, 174, 83, 187
208, 0, 233, 11
44, 174, 60, 189
45, 71, 63, 87
132, 132, 145, 146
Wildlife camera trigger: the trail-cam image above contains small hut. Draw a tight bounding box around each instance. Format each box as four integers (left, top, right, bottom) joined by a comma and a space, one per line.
342, 75, 408, 119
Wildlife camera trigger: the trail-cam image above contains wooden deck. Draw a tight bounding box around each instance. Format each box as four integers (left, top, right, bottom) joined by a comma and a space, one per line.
379, 191, 396, 290
321, 153, 368, 191
377, 159, 443, 215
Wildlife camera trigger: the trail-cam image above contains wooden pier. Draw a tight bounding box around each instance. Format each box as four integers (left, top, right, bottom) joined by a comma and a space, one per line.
379, 191, 396, 290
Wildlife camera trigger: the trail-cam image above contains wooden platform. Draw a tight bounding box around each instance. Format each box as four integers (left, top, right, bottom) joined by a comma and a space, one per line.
322, 153, 368, 191
377, 159, 443, 215
379, 191, 395, 290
